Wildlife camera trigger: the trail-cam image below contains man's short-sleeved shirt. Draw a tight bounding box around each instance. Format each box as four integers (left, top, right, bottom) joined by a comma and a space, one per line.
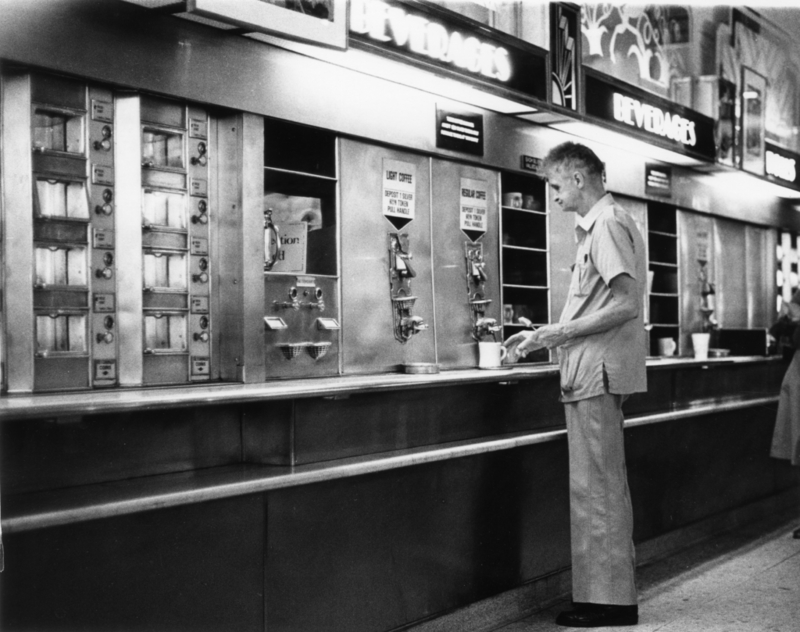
557, 193, 647, 402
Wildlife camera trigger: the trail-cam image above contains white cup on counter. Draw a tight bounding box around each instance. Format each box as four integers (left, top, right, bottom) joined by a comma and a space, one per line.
502, 192, 523, 208
691, 333, 710, 360
658, 337, 676, 356
478, 341, 508, 368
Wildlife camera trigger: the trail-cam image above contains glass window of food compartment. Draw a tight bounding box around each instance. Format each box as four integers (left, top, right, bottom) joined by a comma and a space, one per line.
35, 245, 87, 286
143, 190, 186, 229
35, 179, 90, 219
143, 252, 187, 289
36, 314, 87, 354
33, 109, 84, 154
264, 119, 337, 277
264, 118, 336, 177
142, 128, 184, 169
144, 314, 187, 352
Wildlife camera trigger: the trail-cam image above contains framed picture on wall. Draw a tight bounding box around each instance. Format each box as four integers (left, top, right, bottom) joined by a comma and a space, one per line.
740, 66, 767, 175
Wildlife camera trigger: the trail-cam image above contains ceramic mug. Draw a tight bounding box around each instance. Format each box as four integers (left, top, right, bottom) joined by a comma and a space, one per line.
478, 341, 508, 368
658, 337, 676, 356
691, 333, 710, 360
502, 192, 523, 208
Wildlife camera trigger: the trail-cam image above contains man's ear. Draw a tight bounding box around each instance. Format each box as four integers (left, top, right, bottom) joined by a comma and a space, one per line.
573, 171, 584, 189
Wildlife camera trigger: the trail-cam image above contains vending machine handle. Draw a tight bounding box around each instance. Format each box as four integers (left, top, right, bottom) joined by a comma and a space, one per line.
264, 208, 280, 272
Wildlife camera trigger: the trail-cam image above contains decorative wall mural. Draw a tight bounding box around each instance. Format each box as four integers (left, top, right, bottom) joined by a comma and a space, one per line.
581, 3, 683, 94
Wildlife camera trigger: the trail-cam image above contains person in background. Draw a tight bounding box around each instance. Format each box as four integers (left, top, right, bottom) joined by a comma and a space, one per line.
770, 289, 800, 539
504, 142, 647, 628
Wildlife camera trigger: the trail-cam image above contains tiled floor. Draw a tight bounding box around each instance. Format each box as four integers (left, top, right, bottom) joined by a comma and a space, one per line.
495, 515, 800, 632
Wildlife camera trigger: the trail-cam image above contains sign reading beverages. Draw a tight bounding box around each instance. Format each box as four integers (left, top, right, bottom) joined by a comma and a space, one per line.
584, 71, 715, 161
349, 0, 547, 101
765, 142, 799, 188
383, 159, 416, 229
460, 178, 487, 242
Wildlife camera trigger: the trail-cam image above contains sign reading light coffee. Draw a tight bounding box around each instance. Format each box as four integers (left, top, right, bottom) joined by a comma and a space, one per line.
350, 0, 546, 100
585, 72, 715, 161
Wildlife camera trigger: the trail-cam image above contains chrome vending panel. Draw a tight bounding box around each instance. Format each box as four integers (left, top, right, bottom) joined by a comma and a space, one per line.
431, 160, 501, 368
340, 140, 434, 373
139, 96, 212, 385
262, 119, 341, 378
0, 72, 123, 391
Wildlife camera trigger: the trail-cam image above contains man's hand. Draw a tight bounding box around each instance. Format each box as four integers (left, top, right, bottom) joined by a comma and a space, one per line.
502, 330, 544, 361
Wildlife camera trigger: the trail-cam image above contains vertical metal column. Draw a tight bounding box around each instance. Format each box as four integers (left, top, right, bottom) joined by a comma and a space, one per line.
114, 93, 144, 386
215, 113, 265, 383
1, 72, 34, 393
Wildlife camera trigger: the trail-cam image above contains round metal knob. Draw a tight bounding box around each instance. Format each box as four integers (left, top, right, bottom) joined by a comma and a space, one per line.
194, 331, 209, 343
96, 267, 113, 280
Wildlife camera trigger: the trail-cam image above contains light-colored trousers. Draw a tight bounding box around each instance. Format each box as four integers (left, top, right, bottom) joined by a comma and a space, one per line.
564, 392, 637, 605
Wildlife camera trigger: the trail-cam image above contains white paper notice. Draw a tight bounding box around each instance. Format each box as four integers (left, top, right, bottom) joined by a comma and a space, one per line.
382, 159, 416, 222
460, 178, 488, 233
271, 222, 307, 274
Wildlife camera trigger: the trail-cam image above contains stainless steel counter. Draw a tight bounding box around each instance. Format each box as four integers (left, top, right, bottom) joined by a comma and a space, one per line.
0, 355, 780, 421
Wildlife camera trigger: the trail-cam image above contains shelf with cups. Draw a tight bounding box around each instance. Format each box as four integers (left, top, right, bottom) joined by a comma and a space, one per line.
500, 171, 550, 364
647, 201, 680, 357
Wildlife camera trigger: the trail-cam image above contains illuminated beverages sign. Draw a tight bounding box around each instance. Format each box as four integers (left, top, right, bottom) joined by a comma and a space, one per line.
585, 72, 715, 161
349, 0, 546, 100
765, 142, 799, 186
613, 93, 697, 147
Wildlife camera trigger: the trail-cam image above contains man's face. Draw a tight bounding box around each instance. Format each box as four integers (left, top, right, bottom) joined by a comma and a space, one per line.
546, 166, 581, 214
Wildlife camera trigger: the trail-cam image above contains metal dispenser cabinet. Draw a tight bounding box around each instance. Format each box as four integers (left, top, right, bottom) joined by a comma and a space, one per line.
262, 119, 340, 378
340, 140, 433, 373
139, 96, 212, 384
431, 160, 501, 368
1, 72, 121, 391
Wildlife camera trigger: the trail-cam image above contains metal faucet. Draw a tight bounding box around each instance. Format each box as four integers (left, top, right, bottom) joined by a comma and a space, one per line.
474, 316, 501, 341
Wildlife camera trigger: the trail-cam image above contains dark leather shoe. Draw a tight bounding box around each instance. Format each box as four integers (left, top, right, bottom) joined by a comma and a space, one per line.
555, 604, 638, 627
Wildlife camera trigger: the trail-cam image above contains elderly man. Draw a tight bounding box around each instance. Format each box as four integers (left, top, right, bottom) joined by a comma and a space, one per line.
504, 142, 647, 628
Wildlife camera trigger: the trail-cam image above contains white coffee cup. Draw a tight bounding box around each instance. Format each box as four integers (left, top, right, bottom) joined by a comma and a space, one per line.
658, 337, 676, 356
691, 333, 710, 360
478, 341, 508, 368
502, 192, 523, 208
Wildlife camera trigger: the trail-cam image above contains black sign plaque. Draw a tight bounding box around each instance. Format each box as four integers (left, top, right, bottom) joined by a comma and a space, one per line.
436, 106, 484, 156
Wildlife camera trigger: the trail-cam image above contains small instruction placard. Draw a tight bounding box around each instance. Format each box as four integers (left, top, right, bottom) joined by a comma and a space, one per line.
436, 106, 484, 156
460, 178, 488, 241
382, 159, 416, 229
645, 164, 672, 197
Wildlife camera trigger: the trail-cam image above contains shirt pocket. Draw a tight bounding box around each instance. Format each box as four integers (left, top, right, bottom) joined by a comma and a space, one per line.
571, 251, 591, 297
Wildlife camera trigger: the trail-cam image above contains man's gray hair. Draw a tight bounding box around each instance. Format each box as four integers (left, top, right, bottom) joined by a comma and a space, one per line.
543, 141, 605, 177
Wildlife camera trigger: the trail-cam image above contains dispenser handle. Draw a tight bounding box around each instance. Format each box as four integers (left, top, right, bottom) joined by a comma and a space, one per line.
264, 208, 279, 272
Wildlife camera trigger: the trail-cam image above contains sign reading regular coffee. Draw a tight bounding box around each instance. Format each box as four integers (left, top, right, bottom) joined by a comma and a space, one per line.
584, 72, 715, 161
460, 178, 487, 242
436, 107, 484, 156
765, 142, 799, 188
350, 0, 546, 100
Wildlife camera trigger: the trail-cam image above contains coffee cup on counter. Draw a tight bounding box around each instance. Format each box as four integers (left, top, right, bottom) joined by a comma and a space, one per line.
657, 337, 676, 356
502, 192, 523, 208
478, 341, 508, 368
691, 333, 710, 360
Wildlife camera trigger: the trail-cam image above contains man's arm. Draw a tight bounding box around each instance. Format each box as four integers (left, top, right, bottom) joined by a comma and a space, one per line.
523, 272, 639, 352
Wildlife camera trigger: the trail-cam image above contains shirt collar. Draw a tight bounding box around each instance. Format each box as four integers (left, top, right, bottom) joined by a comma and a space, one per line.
575, 193, 614, 233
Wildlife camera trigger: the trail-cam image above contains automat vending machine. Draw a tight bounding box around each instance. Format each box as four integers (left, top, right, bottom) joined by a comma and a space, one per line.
339, 139, 434, 374
2, 72, 121, 391
261, 119, 341, 378
431, 160, 501, 368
